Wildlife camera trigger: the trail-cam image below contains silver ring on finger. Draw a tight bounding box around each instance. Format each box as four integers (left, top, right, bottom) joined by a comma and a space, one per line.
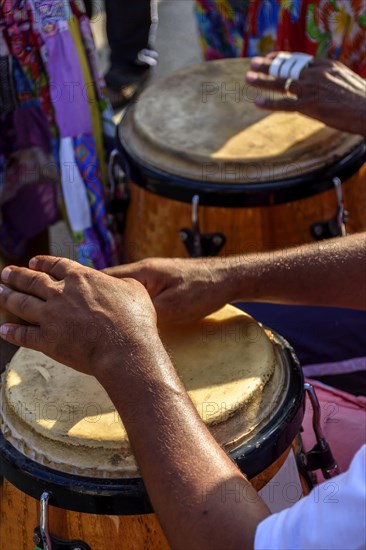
284, 77, 294, 97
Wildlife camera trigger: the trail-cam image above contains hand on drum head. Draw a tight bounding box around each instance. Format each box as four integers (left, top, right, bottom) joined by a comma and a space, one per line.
0, 256, 158, 377
104, 257, 235, 324
246, 53, 366, 136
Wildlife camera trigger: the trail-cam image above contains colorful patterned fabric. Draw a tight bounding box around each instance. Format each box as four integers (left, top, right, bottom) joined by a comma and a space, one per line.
243, 0, 280, 56
73, 134, 117, 268
71, 4, 115, 143
194, 0, 249, 59
1, 0, 57, 133
0, 0, 117, 267
68, 14, 106, 184
243, 0, 366, 76
195, 0, 366, 76
276, 0, 366, 76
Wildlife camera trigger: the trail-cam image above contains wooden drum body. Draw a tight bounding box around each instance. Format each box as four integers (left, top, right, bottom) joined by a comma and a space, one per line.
117, 59, 366, 261
0, 483, 167, 550
0, 306, 304, 549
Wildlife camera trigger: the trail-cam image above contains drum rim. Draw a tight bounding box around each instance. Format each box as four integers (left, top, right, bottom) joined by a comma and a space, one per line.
230, 331, 304, 474
0, 330, 304, 516
117, 122, 366, 207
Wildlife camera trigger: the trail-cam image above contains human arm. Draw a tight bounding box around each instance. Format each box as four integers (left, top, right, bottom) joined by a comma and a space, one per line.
228, 232, 366, 310
104, 233, 366, 323
0, 257, 270, 550
245, 53, 366, 137
104, 257, 235, 323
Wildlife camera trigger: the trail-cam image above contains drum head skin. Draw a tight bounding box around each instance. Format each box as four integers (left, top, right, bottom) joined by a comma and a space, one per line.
1, 306, 276, 477
0, 306, 304, 514
120, 59, 364, 189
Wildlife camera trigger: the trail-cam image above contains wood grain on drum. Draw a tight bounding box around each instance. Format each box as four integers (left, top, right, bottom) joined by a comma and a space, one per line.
0, 480, 169, 550
124, 164, 366, 261
119, 58, 366, 262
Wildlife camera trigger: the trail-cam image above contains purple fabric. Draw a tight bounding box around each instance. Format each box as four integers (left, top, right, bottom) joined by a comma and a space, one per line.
2, 182, 59, 238
0, 106, 53, 156
45, 28, 92, 137
0, 145, 59, 206
0, 223, 27, 259
13, 106, 53, 153
0, 116, 16, 157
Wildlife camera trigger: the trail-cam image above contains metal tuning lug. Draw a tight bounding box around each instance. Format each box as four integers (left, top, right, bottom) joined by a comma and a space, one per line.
310, 177, 349, 240
302, 383, 340, 479
180, 195, 226, 257
33, 492, 91, 550
106, 149, 130, 235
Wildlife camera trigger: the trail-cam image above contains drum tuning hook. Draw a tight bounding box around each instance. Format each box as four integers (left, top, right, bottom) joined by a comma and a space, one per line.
333, 177, 347, 237
179, 195, 226, 258
303, 383, 340, 480
191, 195, 203, 257
106, 149, 130, 238
34, 492, 52, 550
310, 177, 349, 240
107, 149, 125, 195
33, 491, 91, 549
191, 194, 200, 233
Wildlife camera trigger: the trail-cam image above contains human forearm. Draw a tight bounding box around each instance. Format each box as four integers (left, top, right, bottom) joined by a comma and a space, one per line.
99, 334, 269, 550
0, 257, 269, 548
104, 233, 366, 322
227, 233, 366, 310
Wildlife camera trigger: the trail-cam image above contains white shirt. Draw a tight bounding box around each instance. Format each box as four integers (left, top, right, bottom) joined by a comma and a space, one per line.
255, 445, 366, 550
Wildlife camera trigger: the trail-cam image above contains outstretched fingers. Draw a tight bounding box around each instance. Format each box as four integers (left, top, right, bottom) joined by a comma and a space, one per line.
1, 265, 57, 300
29, 255, 80, 281
246, 71, 289, 93
245, 72, 301, 110
250, 52, 278, 73
255, 95, 300, 111
0, 323, 43, 350
0, 284, 44, 324
0, 257, 79, 331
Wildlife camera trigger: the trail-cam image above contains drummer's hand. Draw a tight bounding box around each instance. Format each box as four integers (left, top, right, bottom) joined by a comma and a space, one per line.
104, 257, 233, 324
0, 256, 158, 377
246, 53, 366, 136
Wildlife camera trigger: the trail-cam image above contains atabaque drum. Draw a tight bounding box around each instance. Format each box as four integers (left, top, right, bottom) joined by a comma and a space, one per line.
117, 59, 366, 260
0, 306, 304, 549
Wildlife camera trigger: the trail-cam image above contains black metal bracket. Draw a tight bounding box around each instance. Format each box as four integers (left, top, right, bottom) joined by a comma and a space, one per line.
33, 527, 91, 550
310, 177, 349, 241
302, 383, 340, 479
106, 149, 130, 235
179, 194, 226, 257
180, 228, 226, 257
304, 442, 339, 477
310, 210, 349, 240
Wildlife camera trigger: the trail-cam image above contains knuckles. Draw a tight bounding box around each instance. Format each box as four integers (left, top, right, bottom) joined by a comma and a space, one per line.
17, 293, 32, 316
46, 283, 64, 299
138, 257, 156, 273
24, 272, 45, 294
